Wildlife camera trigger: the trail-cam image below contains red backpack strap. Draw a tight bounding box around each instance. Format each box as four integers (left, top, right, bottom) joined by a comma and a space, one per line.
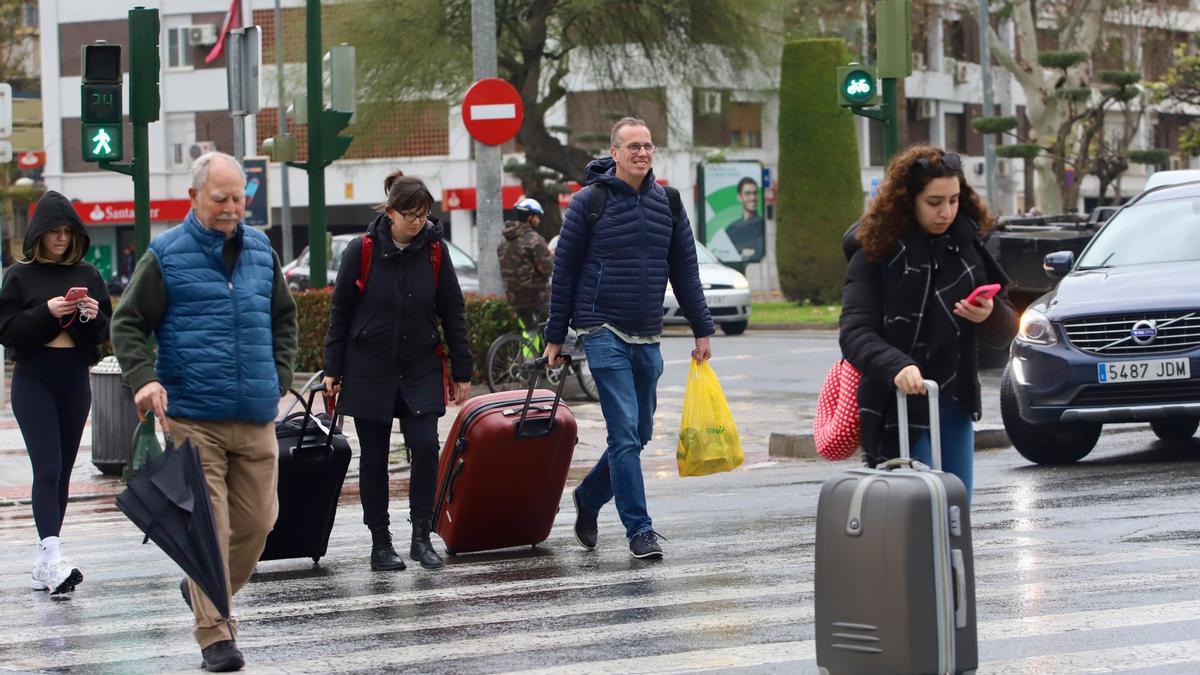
429, 239, 442, 289
355, 235, 375, 296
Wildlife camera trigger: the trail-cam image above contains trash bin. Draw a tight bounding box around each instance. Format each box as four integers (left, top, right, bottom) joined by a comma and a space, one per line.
90, 356, 140, 476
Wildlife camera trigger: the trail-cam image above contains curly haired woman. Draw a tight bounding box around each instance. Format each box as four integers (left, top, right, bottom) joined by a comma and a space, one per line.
839, 145, 1017, 497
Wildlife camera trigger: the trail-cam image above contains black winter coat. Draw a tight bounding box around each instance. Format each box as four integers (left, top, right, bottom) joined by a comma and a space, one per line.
839, 214, 1017, 463
323, 216, 472, 422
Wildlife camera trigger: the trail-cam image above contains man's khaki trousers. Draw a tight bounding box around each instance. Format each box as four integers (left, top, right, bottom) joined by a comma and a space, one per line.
168, 417, 278, 648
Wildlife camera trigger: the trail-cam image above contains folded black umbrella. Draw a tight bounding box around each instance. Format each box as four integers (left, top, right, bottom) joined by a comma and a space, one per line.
116, 436, 231, 623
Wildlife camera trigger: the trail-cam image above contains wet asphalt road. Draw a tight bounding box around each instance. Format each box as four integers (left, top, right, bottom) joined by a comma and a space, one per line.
3, 332, 1200, 672
4, 426, 1200, 672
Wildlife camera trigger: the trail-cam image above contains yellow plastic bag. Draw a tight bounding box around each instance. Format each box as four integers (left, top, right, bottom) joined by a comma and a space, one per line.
677, 360, 744, 477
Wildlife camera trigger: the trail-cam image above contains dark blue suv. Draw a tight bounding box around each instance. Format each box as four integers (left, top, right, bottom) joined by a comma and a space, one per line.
1002, 181, 1200, 463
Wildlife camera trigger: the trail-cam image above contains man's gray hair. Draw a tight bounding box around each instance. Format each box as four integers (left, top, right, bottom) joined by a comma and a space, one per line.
610, 116, 648, 147
191, 151, 245, 190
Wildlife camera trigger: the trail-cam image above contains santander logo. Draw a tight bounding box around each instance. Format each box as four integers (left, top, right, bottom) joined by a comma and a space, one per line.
90, 205, 106, 222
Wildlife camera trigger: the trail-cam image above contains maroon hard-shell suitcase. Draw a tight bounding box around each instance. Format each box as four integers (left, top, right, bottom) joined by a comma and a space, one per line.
432, 359, 577, 555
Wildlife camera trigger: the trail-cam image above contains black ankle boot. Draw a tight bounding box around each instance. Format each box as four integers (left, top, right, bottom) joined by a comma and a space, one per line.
370, 527, 406, 571
410, 517, 444, 569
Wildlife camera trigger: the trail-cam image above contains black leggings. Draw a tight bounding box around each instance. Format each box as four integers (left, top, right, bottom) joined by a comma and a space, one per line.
12, 346, 92, 540
354, 389, 440, 529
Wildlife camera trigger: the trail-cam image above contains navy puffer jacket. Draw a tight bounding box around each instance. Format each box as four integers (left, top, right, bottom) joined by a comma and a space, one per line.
546, 157, 714, 344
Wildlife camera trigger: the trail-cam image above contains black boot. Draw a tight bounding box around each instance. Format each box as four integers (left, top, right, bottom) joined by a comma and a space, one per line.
410, 517, 444, 569
370, 527, 406, 571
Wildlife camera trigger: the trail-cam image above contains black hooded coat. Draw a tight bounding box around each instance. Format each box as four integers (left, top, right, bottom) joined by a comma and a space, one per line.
323, 215, 472, 421
0, 190, 112, 364
839, 214, 1017, 464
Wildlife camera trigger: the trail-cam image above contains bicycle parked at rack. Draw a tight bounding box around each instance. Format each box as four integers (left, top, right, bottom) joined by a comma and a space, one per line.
485, 318, 599, 400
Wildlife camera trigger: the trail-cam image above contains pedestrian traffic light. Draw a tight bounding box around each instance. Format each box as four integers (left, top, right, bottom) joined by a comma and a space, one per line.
260, 133, 297, 163
320, 109, 354, 165
837, 63, 879, 107
128, 8, 160, 125
81, 42, 123, 162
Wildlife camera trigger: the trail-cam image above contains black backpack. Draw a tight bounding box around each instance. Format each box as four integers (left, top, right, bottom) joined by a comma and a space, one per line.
584, 183, 684, 231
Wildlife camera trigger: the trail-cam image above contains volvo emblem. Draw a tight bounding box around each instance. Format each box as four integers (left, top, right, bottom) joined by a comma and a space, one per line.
1131, 319, 1158, 345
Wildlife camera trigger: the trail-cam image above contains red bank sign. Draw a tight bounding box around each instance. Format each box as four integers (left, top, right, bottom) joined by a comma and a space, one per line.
52, 200, 193, 225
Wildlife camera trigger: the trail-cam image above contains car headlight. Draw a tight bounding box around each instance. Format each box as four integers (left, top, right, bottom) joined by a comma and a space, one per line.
732, 275, 750, 289
1017, 308, 1057, 345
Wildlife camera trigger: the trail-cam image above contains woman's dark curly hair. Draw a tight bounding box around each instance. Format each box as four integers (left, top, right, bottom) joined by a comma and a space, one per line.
856, 144, 994, 262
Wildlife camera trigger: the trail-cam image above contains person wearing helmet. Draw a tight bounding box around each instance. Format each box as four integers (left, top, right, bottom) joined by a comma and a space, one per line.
498, 197, 554, 332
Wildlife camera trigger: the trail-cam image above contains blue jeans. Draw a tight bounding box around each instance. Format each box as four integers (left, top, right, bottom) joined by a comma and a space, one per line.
887, 395, 975, 499
574, 329, 664, 540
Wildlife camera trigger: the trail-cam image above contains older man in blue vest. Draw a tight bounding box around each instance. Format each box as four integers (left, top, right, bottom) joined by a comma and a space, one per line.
112, 152, 298, 673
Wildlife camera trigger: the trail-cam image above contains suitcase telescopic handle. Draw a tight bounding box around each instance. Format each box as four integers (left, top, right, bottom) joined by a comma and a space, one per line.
895, 379, 941, 470
515, 355, 572, 438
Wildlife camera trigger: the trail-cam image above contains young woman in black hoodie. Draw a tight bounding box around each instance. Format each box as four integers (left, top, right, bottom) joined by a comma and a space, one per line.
323, 171, 472, 572
0, 190, 112, 594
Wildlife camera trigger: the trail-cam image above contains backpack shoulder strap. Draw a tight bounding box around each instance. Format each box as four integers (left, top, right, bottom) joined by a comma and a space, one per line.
429, 239, 443, 290
355, 234, 375, 296
586, 183, 608, 230
664, 186, 682, 229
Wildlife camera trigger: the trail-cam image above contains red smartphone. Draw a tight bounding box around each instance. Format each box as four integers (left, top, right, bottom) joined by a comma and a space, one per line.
64, 287, 89, 302
964, 283, 1001, 306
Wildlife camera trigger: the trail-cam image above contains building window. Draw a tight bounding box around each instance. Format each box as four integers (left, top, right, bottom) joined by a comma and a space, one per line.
166, 26, 194, 69
22, 2, 37, 28
566, 88, 670, 151
945, 112, 967, 154
868, 120, 884, 167
693, 89, 763, 148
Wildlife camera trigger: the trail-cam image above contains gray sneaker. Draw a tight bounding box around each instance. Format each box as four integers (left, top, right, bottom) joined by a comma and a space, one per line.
629, 530, 665, 560
572, 490, 598, 550
42, 558, 82, 595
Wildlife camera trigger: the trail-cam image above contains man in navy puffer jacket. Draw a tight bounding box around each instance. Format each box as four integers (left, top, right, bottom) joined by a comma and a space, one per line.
545, 117, 714, 560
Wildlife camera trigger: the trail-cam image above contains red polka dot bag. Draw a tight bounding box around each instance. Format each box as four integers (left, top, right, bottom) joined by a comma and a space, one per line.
813, 359, 862, 461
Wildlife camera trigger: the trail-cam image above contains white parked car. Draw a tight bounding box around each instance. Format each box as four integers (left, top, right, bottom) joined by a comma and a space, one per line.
663, 241, 752, 335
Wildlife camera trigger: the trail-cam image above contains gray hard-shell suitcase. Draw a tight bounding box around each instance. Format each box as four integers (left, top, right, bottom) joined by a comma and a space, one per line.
814, 381, 978, 675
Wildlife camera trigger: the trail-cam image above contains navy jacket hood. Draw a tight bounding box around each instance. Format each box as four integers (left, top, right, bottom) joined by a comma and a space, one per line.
25, 190, 89, 258
585, 156, 658, 194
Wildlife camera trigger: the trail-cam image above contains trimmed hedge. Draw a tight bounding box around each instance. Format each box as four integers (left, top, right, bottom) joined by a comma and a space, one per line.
777, 38, 864, 304
293, 288, 519, 382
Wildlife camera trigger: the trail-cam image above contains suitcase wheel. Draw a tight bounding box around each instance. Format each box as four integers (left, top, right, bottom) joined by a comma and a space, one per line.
311, 557, 320, 565
445, 549, 456, 557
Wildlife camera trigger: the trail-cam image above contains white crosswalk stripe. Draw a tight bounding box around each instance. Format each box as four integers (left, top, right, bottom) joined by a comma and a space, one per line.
4, 473, 1200, 673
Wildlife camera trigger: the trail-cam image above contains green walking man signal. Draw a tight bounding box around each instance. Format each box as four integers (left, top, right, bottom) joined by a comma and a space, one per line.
81, 42, 123, 162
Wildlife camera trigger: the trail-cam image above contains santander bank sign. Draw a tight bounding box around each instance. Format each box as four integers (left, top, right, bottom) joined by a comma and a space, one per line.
71, 200, 192, 225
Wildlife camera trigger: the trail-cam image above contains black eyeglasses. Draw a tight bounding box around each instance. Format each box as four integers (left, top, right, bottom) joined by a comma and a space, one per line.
916, 152, 962, 175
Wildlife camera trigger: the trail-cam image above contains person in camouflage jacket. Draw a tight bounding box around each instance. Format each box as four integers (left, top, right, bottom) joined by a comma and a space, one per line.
498, 197, 553, 329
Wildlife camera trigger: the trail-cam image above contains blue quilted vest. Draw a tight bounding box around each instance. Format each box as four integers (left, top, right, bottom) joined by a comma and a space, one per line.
149, 211, 279, 423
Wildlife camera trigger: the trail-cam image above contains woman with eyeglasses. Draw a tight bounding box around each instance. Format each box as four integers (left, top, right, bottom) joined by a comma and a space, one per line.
839, 145, 1017, 498
0, 190, 112, 594
323, 170, 472, 571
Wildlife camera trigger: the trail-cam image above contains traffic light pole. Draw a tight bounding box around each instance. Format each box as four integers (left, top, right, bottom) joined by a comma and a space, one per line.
848, 79, 898, 165
305, 0, 326, 288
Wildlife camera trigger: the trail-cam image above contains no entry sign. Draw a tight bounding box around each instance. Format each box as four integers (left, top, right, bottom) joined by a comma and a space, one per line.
462, 78, 524, 146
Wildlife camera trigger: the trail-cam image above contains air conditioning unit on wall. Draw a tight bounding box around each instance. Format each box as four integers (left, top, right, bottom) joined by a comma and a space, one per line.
913, 51, 927, 71
188, 24, 218, 47
171, 140, 217, 167
954, 62, 970, 85
915, 99, 936, 120
698, 90, 722, 115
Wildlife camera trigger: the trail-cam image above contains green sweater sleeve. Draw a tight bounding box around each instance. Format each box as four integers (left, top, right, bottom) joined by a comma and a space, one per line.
270, 252, 299, 393
111, 251, 167, 394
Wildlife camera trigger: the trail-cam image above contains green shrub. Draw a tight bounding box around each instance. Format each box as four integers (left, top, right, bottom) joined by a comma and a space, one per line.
294, 289, 334, 373
777, 38, 864, 304
292, 288, 518, 383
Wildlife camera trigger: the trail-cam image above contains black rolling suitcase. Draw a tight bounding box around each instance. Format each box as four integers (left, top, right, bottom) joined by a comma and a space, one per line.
815, 381, 978, 675
260, 377, 351, 564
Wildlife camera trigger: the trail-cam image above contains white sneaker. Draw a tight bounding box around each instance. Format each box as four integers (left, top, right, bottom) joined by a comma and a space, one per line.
29, 562, 49, 591
43, 558, 82, 595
